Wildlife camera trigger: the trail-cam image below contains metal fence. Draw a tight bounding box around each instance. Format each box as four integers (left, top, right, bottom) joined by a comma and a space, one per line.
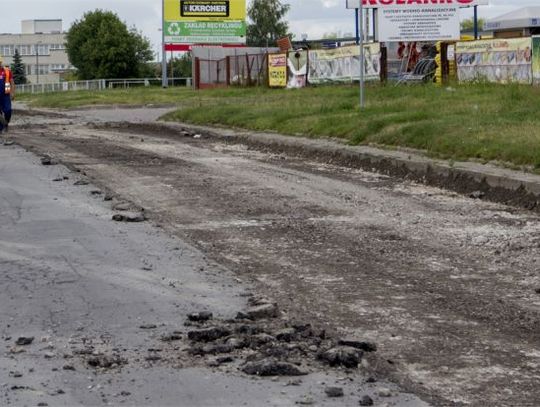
16, 77, 192, 94
194, 53, 268, 89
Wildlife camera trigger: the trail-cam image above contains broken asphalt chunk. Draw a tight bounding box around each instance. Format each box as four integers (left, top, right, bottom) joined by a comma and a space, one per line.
87, 354, 127, 368
469, 190, 485, 199
112, 212, 145, 222
318, 346, 363, 368
160, 332, 182, 342
275, 328, 296, 342
41, 156, 57, 166
189, 343, 234, 356
324, 387, 344, 398
359, 395, 374, 406
15, 336, 34, 346
187, 311, 213, 322
242, 359, 307, 376
338, 339, 377, 352
187, 326, 231, 342
241, 303, 279, 320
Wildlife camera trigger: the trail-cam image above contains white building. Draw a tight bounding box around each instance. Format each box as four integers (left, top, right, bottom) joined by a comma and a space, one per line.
485, 7, 540, 39
0, 20, 73, 84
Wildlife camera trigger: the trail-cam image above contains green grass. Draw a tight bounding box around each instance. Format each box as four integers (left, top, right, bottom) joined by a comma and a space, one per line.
18, 83, 540, 171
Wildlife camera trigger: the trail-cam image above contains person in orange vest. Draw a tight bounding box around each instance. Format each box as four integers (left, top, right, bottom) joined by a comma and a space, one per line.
0, 56, 16, 144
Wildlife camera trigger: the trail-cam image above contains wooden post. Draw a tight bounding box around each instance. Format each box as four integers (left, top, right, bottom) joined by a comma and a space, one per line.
195, 57, 201, 89
246, 53, 251, 86
226, 56, 231, 86
380, 46, 388, 83
441, 42, 449, 84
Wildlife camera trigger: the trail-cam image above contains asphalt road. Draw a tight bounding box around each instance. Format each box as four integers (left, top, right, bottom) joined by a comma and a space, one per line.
1, 109, 429, 406
4, 106, 540, 406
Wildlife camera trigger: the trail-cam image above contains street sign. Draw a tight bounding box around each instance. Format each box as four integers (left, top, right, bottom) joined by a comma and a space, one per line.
378, 6, 461, 42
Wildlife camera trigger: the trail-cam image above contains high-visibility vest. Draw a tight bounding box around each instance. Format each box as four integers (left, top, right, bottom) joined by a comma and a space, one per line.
3, 67, 12, 94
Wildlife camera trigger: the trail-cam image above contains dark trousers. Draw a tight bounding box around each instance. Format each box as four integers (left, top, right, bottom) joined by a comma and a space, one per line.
0, 95, 12, 131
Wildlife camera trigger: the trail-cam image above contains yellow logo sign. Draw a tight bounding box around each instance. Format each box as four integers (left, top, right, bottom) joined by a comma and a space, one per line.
181, 1, 229, 18
165, 0, 246, 21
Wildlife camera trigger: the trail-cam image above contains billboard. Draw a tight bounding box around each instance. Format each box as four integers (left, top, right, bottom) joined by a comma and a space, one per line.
456, 38, 532, 84
268, 53, 287, 88
164, 0, 246, 44
346, 0, 488, 8
308, 44, 381, 83
533, 36, 540, 85
378, 6, 460, 42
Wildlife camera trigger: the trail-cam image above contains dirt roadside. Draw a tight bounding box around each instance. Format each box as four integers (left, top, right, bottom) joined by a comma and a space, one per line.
7, 107, 540, 406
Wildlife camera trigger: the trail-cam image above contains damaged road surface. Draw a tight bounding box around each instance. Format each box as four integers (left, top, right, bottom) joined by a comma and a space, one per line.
0, 141, 424, 406
3, 107, 540, 406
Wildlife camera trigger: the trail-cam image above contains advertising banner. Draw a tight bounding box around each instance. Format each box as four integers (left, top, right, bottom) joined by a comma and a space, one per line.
346, 0, 488, 8
288, 50, 309, 88
308, 44, 381, 84
456, 38, 532, 84
268, 53, 287, 88
164, 0, 246, 44
532, 36, 540, 85
378, 6, 460, 42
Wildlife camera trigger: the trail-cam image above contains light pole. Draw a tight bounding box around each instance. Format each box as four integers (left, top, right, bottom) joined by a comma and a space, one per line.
161, 0, 168, 88
359, 1, 365, 109
35, 41, 42, 84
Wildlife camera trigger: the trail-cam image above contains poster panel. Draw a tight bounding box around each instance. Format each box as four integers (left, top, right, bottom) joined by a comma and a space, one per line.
308, 44, 381, 84
268, 53, 287, 88
164, 0, 246, 44
456, 38, 532, 84
532, 36, 540, 85
287, 50, 309, 88
378, 6, 460, 42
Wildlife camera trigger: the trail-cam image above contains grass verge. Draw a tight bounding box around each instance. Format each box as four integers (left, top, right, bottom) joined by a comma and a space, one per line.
19, 83, 540, 171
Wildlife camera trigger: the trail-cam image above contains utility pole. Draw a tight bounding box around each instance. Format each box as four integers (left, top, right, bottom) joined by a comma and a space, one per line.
35, 41, 42, 84
473, 5, 479, 40
162, 0, 168, 88
359, 0, 365, 109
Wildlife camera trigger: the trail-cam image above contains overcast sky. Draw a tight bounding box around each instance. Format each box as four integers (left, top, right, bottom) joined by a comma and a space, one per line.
1, 0, 538, 58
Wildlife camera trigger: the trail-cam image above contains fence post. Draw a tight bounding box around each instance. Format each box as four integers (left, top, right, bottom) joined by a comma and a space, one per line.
245, 53, 251, 86
255, 54, 260, 86
195, 57, 201, 89
380, 46, 388, 84
226, 56, 231, 86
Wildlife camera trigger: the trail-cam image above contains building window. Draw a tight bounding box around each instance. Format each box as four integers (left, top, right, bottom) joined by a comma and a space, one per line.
18, 45, 31, 56
32, 64, 49, 75
2, 45, 13, 56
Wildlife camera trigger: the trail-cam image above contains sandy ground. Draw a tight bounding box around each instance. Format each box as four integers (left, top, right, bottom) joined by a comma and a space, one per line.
3, 106, 540, 406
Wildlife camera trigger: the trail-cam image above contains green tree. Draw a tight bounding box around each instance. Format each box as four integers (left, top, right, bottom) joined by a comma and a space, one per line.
460, 18, 485, 32
247, 0, 290, 47
66, 9, 154, 79
11, 49, 27, 85
168, 53, 192, 78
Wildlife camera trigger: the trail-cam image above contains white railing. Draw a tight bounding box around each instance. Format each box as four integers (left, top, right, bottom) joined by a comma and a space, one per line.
16, 77, 192, 94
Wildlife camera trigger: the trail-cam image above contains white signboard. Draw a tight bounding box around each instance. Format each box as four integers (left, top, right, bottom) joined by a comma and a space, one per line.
378, 6, 460, 42
346, 0, 488, 9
